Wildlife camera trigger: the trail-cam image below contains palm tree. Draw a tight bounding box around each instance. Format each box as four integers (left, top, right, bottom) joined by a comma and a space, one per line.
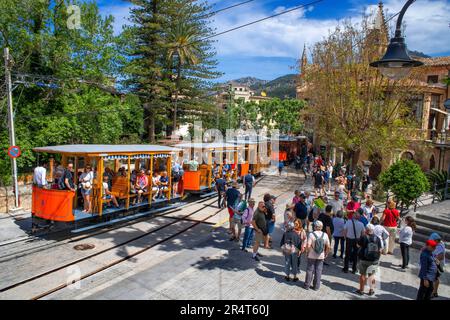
167, 23, 201, 132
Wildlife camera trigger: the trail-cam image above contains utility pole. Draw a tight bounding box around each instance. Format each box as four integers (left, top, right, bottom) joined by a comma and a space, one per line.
227, 83, 233, 129
4, 47, 20, 210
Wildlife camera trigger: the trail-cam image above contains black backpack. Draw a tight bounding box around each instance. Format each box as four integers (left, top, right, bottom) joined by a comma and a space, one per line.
362, 235, 380, 261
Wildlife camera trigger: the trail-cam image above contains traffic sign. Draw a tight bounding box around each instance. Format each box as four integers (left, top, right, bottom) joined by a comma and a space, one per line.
8, 145, 21, 159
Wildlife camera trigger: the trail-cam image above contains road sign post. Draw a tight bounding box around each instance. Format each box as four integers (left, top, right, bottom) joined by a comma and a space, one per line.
4, 47, 20, 210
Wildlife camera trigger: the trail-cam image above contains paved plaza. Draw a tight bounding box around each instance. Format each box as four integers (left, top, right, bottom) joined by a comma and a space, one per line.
33, 172, 449, 300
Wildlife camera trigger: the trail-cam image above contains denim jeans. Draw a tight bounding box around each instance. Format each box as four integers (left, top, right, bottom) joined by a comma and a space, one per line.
284, 253, 299, 276
241, 226, 254, 249
400, 242, 410, 268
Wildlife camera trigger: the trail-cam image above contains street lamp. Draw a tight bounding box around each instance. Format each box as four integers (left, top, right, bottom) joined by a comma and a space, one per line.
369, 0, 423, 80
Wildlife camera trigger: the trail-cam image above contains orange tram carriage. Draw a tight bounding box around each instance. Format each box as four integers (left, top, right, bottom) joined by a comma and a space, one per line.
226, 136, 272, 178
31, 144, 181, 232
173, 142, 243, 195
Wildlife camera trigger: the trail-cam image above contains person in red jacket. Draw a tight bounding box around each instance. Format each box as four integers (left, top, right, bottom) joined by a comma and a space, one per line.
380, 200, 400, 254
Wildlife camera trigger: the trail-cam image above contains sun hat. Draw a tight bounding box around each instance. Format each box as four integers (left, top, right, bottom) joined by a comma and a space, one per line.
426, 239, 438, 248
429, 233, 441, 241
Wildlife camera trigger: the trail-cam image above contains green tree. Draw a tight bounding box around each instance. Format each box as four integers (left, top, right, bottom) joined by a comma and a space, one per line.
379, 160, 430, 210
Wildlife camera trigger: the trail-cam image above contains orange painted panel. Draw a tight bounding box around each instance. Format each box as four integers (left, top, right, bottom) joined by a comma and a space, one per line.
32, 186, 75, 222
271, 151, 287, 161
183, 171, 201, 191
240, 163, 249, 177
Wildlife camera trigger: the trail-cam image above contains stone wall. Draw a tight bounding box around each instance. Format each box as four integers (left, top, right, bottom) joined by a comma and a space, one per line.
0, 183, 32, 214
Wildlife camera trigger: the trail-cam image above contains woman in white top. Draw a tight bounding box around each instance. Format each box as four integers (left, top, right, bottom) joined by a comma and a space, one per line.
327, 162, 333, 193
304, 220, 330, 291
398, 216, 416, 269
361, 198, 376, 221
371, 216, 390, 254
79, 165, 94, 213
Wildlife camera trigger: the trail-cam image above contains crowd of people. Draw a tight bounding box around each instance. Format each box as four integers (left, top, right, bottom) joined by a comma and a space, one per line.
219, 160, 446, 300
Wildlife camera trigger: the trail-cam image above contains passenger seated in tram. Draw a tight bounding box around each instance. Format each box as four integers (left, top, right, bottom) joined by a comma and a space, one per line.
222, 159, 232, 181
151, 171, 160, 200
134, 169, 149, 204
117, 167, 126, 177
157, 171, 169, 199
102, 175, 119, 208
103, 167, 114, 189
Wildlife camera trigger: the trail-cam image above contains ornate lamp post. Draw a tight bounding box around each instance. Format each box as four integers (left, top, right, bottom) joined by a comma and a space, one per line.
370, 0, 423, 80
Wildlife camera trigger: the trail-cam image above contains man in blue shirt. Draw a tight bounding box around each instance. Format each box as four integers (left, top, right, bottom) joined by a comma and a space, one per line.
225, 182, 241, 237
417, 240, 438, 300
215, 174, 227, 208
294, 194, 308, 228
243, 170, 255, 201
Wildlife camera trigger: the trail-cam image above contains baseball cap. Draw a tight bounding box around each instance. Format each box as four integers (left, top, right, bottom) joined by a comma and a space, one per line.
426, 239, 438, 248
429, 233, 441, 241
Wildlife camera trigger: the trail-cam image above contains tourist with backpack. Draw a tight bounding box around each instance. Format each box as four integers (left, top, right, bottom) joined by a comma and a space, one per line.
241, 198, 256, 251
280, 222, 303, 282
230, 199, 247, 242
355, 224, 382, 296
398, 216, 416, 269
343, 211, 365, 273
304, 220, 330, 290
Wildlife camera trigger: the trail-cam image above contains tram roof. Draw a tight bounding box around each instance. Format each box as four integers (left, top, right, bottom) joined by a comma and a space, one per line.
174, 142, 241, 150
33, 144, 179, 155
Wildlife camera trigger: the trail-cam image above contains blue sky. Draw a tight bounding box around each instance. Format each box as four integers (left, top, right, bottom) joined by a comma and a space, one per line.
95, 0, 450, 81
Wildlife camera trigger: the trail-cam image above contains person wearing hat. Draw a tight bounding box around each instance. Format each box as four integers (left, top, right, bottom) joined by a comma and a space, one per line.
429, 233, 446, 299
280, 221, 302, 282
417, 239, 438, 300
355, 223, 382, 296
225, 181, 241, 238
345, 194, 361, 220
304, 220, 330, 290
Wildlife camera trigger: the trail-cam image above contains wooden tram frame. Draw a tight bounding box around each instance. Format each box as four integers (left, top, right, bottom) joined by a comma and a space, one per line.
226, 137, 271, 177
31, 144, 178, 222
174, 142, 243, 192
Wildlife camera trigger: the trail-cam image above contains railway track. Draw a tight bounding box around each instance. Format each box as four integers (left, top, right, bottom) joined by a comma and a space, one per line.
0, 173, 301, 300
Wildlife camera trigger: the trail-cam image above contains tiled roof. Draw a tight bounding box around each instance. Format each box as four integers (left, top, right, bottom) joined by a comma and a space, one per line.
416, 56, 450, 67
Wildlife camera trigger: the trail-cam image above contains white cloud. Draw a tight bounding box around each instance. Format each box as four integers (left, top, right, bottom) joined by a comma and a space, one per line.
211, 0, 450, 58
101, 0, 450, 58
373, 0, 450, 55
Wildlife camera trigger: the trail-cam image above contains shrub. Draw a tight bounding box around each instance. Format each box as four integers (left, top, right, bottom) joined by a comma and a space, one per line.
379, 160, 430, 209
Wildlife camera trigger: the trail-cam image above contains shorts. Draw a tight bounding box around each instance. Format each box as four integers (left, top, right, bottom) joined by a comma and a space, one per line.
254, 231, 265, 243
81, 188, 91, 196
233, 218, 243, 230
102, 194, 112, 200
228, 207, 235, 219
267, 220, 275, 234
358, 260, 379, 277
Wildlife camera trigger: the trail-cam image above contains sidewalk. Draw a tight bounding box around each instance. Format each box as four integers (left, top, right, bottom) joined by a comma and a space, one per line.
0, 212, 31, 244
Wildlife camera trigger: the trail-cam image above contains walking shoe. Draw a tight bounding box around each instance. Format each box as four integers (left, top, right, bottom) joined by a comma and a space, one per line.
284, 276, 290, 281
253, 256, 260, 262
342, 268, 348, 273
332, 255, 337, 259
292, 277, 299, 282
256, 253, 264, 257
354, 289, 364, 296
368, 290, 375, 296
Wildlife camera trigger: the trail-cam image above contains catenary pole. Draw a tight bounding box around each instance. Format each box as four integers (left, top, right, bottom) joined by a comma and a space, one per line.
4, 47, 20, 209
